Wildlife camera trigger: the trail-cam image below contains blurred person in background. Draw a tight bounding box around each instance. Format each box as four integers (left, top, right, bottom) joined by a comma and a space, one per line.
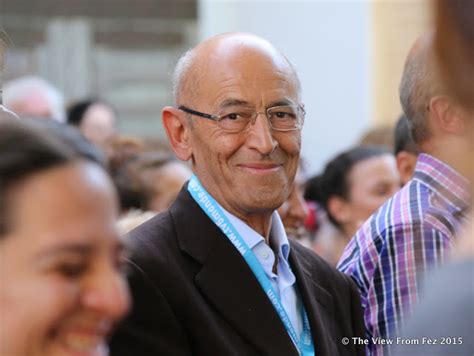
112, 151, 191, 214
358, 125, 394, 151
114, 152, 192, 233
0, 118, 130, 356
106, 134, 145, 177
67, 98, 118, 150
3, 75, 65, 121
105, 135, 152, 234
393, 2, 474, 355
393, 114, 419, 185
338, 32, 472, 356
307, 145, 400, 266
277, 160, 311, 246
128, 152, 192, 213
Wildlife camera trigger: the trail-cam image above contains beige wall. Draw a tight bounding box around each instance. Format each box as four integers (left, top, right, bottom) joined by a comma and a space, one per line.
372, 0, 432, 126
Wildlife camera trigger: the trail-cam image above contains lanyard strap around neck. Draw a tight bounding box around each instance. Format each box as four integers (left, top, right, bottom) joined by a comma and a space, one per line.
188, 175, 315, 355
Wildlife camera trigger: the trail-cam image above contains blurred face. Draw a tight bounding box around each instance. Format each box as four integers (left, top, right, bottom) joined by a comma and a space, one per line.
185, 40, 302, 217
145, 161, 192, 212
0, 162, 130, 356
342, 154, 400, 236
80, 104, 116, 147
277, 167, 308, 239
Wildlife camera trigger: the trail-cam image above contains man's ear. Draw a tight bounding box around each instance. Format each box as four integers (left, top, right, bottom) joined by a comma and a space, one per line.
162, 106, 193, 161
430, 96, 467, 135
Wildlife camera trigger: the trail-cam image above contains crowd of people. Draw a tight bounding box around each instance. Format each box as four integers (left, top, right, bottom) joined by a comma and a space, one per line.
0, 2, 472, 355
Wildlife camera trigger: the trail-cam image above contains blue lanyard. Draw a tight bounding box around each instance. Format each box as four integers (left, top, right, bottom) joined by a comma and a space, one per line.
188, 175, 315, 356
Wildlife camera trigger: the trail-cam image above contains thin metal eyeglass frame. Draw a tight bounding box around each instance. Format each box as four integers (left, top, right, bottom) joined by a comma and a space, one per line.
178, 105, 305, 132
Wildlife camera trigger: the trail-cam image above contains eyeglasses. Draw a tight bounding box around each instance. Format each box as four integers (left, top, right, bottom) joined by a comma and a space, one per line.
178, 104, 305, 133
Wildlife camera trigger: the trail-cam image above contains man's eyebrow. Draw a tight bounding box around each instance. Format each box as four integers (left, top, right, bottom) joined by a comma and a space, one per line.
34, 243, 94, 260
219, 99, 251, 108
268, 99, 296, 107
219, 98, 298, 109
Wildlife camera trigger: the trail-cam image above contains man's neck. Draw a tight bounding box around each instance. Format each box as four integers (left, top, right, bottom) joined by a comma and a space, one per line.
237, 213, 274, 242
421, 139, 471, 180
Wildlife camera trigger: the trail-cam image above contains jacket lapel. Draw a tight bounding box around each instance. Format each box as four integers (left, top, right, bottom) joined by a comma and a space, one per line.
289, 244, 339, 356
171, 187, 299, 355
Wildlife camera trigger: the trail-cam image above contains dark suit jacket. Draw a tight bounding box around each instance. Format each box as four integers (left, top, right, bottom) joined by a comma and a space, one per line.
110, 187, 365, 356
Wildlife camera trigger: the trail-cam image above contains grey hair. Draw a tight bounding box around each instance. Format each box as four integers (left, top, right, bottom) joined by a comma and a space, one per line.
399, 41, 440, 144
3, 76, 65, 122
172, 49, 197, 106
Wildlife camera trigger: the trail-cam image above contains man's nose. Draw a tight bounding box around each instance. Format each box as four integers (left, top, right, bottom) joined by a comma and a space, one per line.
247, 112, 277, 154
82, 266, 131, 320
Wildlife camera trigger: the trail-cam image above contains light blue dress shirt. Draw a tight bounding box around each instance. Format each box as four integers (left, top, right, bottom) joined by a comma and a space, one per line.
221, 206, 303, 338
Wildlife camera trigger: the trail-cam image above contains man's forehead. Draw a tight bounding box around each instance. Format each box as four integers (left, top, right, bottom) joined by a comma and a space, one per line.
201, 70, 299, 110
177, 33, 300, 105
200, 35, 292, 74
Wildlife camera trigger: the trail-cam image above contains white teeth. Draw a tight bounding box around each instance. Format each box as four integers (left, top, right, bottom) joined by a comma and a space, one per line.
63, 333, 102, 352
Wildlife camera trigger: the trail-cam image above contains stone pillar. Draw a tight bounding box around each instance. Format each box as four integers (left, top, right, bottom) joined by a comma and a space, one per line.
38, 18, 92, 102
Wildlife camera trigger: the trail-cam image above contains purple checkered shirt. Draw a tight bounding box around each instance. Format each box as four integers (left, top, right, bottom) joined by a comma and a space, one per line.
337, 153, 470, 356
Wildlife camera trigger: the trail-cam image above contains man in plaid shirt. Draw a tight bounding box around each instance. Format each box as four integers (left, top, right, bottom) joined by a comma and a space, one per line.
338, 33, 472, 356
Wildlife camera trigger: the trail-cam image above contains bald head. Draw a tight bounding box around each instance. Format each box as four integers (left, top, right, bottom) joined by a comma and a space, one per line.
172, 33, 301, 106
399, 32, 443, 144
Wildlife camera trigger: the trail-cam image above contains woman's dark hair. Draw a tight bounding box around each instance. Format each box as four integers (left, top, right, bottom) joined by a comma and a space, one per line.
394, 114, 419, 155
0, 118, 104, 236
67, 98, 115, 127
304, 145, 390, 229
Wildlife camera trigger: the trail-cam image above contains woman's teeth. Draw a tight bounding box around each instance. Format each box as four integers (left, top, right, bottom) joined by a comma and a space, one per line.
62, 333, 103, 353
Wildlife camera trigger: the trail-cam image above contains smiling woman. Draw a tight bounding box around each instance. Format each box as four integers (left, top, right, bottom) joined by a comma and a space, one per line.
306, 145, 401, 265
0, 118, 130, 356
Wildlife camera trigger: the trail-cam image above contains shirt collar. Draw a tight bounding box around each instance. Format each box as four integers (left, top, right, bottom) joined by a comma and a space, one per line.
414, 153, 471, 213
220, 204, 291, 262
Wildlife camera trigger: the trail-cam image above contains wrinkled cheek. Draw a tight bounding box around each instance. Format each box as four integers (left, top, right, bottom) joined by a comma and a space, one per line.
287, 157, 300, 183
283, 133, 301, 151
281, 139, 302, 178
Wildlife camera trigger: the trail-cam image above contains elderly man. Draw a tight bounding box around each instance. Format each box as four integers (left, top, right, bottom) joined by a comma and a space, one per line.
3, 76, 65, 121
110, 33, 365, 356
338, 32, 472, 356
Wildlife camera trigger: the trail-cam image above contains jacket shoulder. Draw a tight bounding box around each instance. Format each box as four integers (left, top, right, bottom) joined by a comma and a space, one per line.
126, 211, 179, 264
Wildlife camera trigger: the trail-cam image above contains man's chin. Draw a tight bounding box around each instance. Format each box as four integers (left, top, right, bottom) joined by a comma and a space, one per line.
238, 193, 287, 214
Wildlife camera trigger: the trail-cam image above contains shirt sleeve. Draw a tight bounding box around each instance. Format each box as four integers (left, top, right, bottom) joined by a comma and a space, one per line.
339, 220, 454, 356
337, 222, 378, 311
